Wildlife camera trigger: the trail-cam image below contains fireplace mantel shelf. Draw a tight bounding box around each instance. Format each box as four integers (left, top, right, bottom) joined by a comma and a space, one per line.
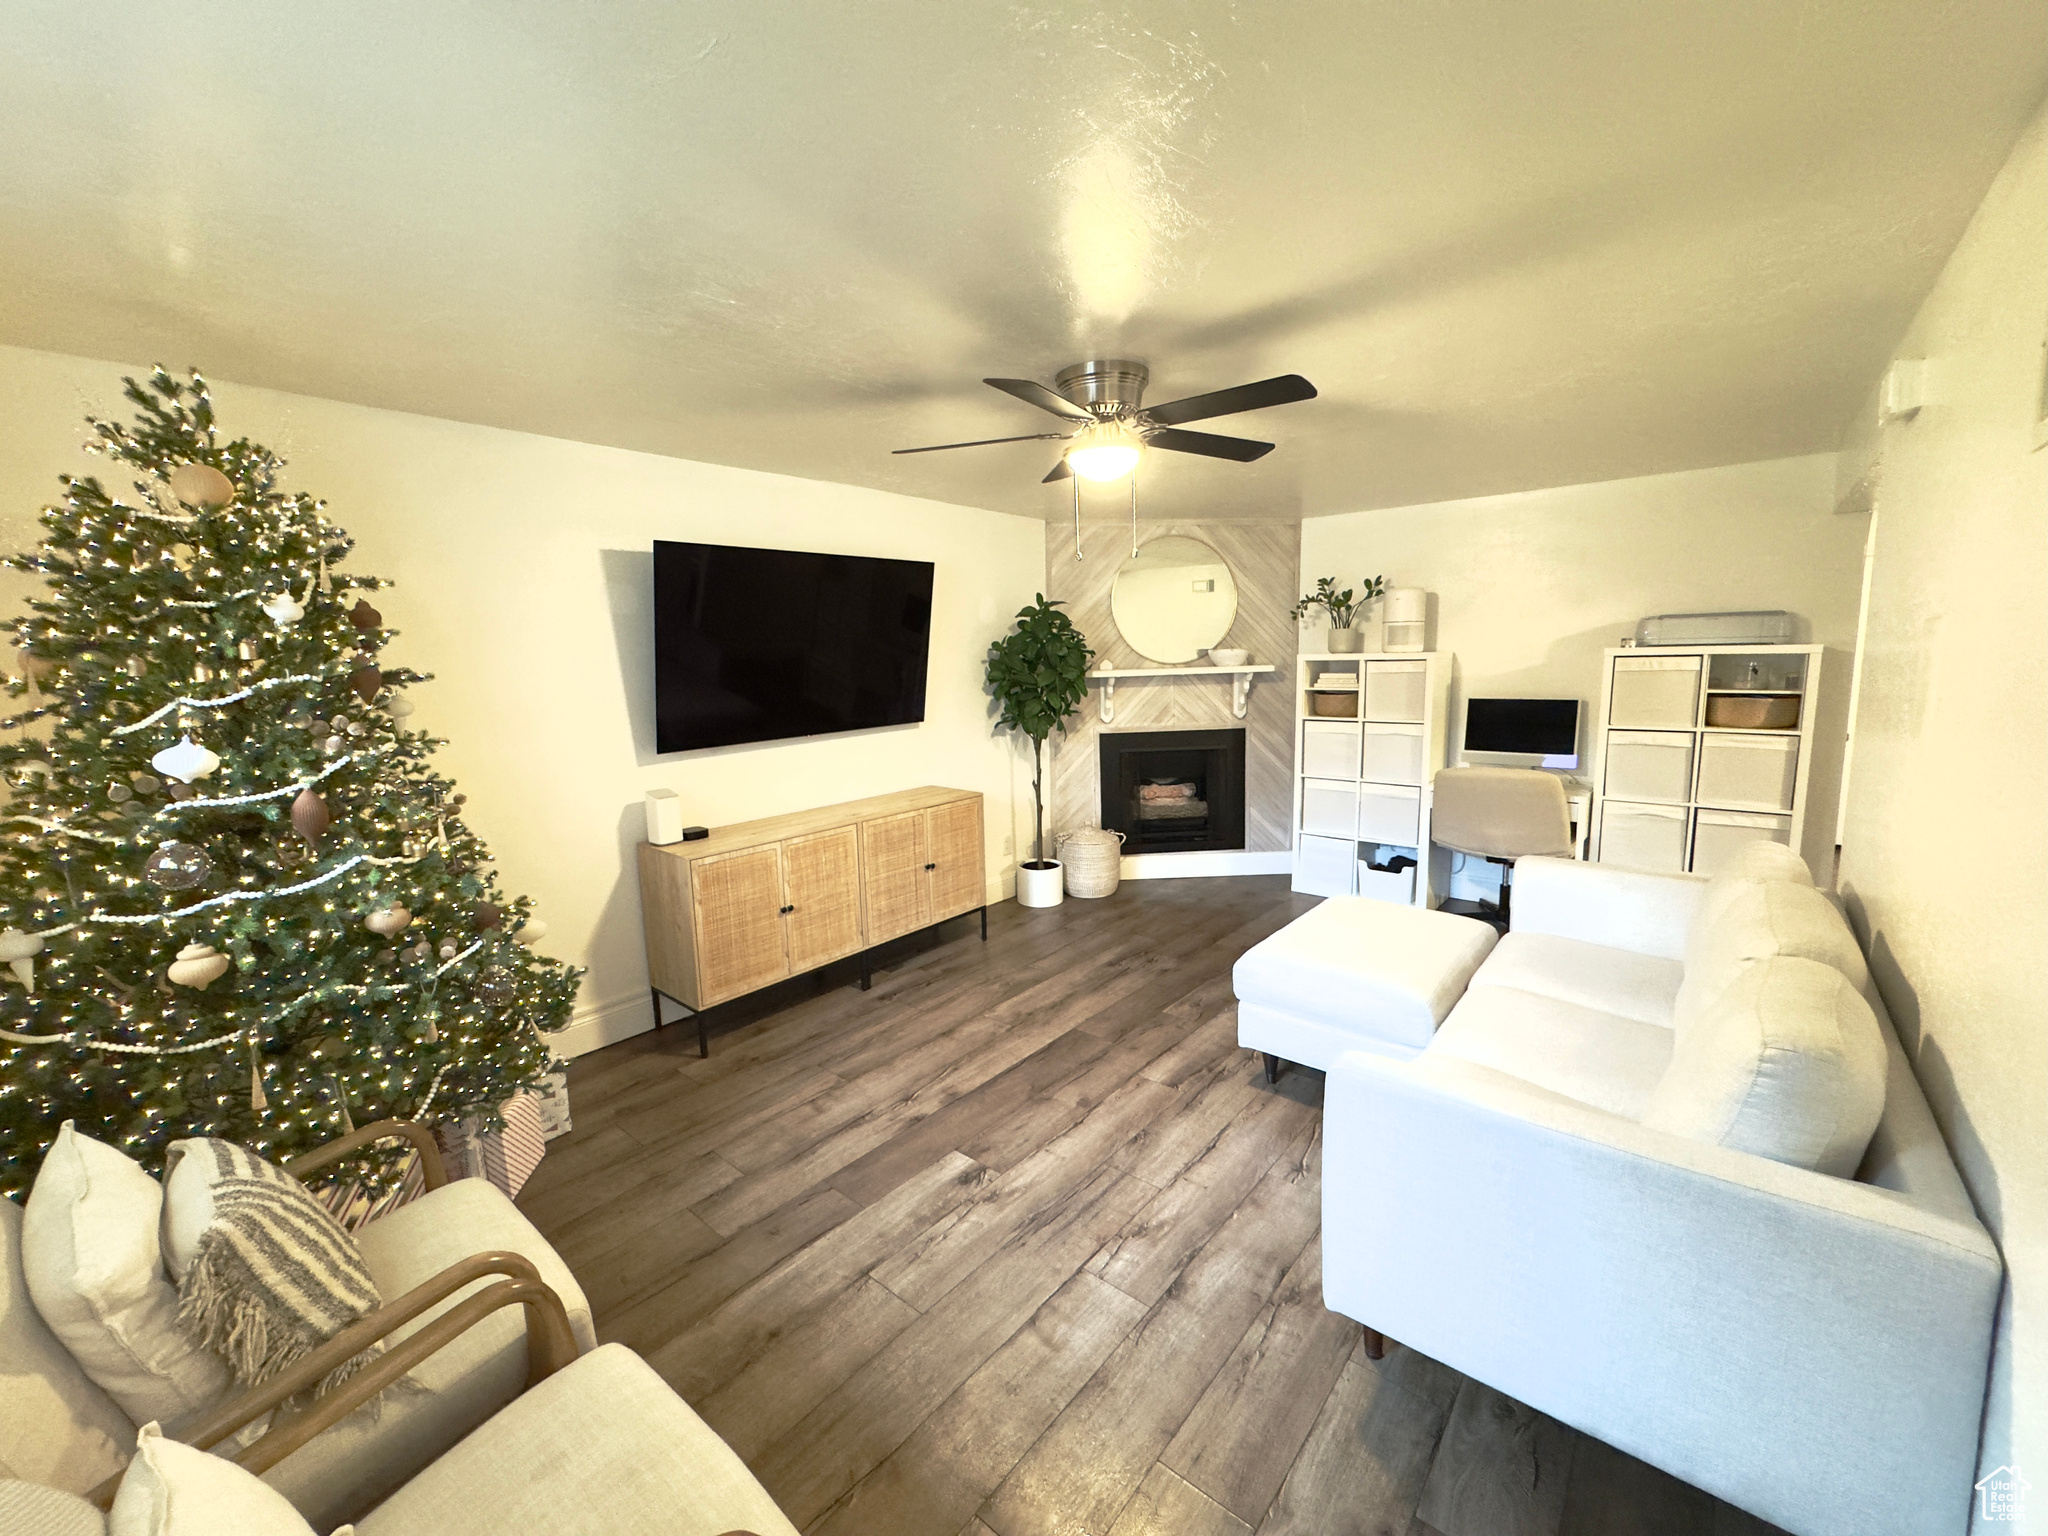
1087, 664, 1276, 723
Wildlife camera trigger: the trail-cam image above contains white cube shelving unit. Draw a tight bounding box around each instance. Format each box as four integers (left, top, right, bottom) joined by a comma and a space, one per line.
1588, 643, 1826, 877
1290, 651, 1449, 905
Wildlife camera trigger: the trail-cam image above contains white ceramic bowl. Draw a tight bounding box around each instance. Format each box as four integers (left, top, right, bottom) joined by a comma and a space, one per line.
1207, 648, 1251, 667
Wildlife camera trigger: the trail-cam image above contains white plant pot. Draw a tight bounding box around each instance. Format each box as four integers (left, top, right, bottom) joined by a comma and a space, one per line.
1016, 860, 1065, 908
1326, 627, 1365, 653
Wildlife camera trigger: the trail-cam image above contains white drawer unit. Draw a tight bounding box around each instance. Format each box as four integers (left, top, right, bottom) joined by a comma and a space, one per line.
1301, 720, 1363, 780
1691, 808, 1794, 877
1696, 732, 1800, 813
1609, 654, 1702, 729
1364, 659, 1428, 722
1361, 722, 1425, 786
1597, 800, 1690, 873
1293, 833, 1356, 898
1603, 730, 1696, 804
1356, 858, 1417, 905
1301, 778, 1359, 838
1357, 783, 1422, 847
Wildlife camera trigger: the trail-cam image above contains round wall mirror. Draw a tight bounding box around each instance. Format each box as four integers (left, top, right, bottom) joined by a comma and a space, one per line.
1110, 536, 1238, 664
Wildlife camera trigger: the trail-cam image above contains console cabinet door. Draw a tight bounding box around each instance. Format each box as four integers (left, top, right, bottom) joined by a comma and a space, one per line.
861, 810, 930, 944
926, 798, 984, 922
782, 826, 864, 973
690, 846, 788, 1006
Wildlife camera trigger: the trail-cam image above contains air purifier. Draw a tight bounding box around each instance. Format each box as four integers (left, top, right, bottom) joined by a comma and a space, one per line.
645, 788, 684, 845
1383, 588, 1427, 652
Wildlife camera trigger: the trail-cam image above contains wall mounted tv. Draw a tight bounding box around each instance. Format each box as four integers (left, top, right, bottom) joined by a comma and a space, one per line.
652, 540, 934, 753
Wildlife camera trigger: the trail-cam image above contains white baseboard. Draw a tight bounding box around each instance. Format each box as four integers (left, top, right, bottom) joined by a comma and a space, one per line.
1119, 850, 1293, 880
544, 991, 659, 1060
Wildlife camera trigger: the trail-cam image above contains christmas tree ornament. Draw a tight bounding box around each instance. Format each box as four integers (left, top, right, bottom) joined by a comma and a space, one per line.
332, 715, 350, 730
236, 640, 256, 661
346, 722, 365, 738
476, 968, 515, 1005
515, 918, 548, 945
323, 734, 345, 755
167, 781, 195, 802
386, 694, 415, 721
0, 928, 44, 992
349, 665, 383, 705
150, 735, 220, 783
107, 782, 132, 803
364, 905, 412, 937
247, 1031, 268, 1112
168, 462, 236, 510
291, 787, 331, 844
261, 590, 305, 628
473, 901, 502, 931
143, 841, 213, 890
167, 942, 230, 990
191, 663, 212, 684
132, 774, 161, 794
125, 656, 145, 677
349, 599, 382, 631
438, 941, 459, 960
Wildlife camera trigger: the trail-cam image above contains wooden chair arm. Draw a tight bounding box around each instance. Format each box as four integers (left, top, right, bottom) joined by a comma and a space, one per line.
87, 1251, 577, 1508
285, 1117, 447, 1190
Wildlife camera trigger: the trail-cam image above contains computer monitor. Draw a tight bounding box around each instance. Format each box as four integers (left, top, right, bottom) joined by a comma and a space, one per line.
1462, 697, 1581, 771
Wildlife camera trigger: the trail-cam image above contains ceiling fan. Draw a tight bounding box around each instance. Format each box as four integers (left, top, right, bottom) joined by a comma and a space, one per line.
893, 360, 1316, 483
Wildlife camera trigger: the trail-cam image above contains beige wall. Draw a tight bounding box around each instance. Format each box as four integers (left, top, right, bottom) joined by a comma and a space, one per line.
0, 344, 1048, 1056
1301, 453, 1867, 887
1834, 102, 2047, 1520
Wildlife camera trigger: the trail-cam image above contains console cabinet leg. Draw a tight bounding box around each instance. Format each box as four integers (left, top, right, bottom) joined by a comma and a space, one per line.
980, 905, 988, 942
859, 955, 872, 992
650, 988, 662, 1030
697, 1012, 708, 1059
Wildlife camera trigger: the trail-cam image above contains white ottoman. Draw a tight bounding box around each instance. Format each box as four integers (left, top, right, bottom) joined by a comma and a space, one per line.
1234, 898, 1498, 1079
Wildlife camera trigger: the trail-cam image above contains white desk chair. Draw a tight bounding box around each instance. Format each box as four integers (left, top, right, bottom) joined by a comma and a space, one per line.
1431, 768, 1573, 927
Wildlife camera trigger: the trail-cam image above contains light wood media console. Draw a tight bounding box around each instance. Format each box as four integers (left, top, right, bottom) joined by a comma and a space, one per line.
637, 786, 988, 1055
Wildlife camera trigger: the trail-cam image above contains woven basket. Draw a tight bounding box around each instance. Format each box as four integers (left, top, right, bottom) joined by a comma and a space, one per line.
1057, 828, 1125, 898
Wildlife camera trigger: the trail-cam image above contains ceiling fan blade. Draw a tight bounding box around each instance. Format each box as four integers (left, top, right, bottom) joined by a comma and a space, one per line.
1042, 458, 1073, 483
892, 432, 1067, 455
1145, 427, 1274, 462
985, 377, 1096, 421
1143, 373, 1317, 426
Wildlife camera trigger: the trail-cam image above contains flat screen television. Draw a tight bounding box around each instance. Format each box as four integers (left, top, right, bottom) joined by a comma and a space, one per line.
653, 540, 934, 753
1462, 697, 1581, 770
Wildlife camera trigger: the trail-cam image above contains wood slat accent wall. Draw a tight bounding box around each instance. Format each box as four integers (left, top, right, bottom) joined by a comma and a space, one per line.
1045, 521, 1301, 854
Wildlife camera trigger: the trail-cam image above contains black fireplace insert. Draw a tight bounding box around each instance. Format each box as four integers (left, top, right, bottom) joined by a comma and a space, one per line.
1098, 728, 1247, 855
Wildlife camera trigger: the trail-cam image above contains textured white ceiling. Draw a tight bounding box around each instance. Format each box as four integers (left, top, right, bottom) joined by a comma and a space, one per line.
1, 3, 2042, 521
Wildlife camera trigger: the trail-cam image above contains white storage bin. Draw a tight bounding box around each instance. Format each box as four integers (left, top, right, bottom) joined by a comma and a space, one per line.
1301, 778, 1359, 838
1355, 859, 1416, 905
1691, 809, 1793, 877
1597, 800, 1689, 873
1696, 732, 1800, 813
1603, 730, 1696, 804
1301, 720, 1363, 780
1364, 660, 1428, 722
1293, 834, 1355, 898
1357, 783, 1422, 846
1609, 655, 1701, 729
1361, 722, 1425, 786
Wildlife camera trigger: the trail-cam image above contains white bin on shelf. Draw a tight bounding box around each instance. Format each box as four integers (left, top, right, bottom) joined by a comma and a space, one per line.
1357, 783, 1422, 846
1301, 720, 1363, 780
1361, 722, 1425, 785
1364, 660, 1428, 722
1692, 809, 1794, 877
1301, 779, 1359, 838
1598, 800, 1690, 873
1355, 858, 1417, 905
1697, 732, 1800, 812
1604, 730, 1696, 804
1610, 654, 1702, 729
1293, 834, 1355, 898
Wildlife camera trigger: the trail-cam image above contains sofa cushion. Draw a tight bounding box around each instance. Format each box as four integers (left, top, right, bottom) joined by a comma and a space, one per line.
1232, 897, 1497, 1055
1427, 986, 1675, 1119
1722, 840, 1815, 887
1676, 881, 1870, 1029
261, 1178, 594, 1530
0, 1478, 109, 1536
354, 1344, 798, 1536
21, 1125, 229, 1429
1466, 932, 1683, 1028
1644, 957, 1888, 1176
109, 1424, 319, 1536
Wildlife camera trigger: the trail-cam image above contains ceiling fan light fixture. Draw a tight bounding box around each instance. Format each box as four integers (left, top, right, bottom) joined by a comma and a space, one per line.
1065, 421, 1144, 482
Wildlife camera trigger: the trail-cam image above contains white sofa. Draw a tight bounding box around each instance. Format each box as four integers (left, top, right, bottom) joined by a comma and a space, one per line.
1320, 855, 2002, 1536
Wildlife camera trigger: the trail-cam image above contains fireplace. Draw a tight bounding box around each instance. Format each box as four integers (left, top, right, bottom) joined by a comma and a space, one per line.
1098, 728, 1247, 855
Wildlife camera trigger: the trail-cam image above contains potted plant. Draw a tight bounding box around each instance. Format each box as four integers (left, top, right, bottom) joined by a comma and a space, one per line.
986, 594, 1094, 908
1292, 574, 1387, 652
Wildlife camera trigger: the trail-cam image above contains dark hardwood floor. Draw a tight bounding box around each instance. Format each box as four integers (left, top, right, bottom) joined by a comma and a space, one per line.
517, 876, 1788, 1536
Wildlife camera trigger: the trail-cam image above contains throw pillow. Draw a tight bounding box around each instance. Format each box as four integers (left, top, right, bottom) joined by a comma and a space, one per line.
160, 1139, 385, 1397
21, 1124, 229, 1427
1644, 956, 1888, 1176
107, 1422, 329, 1536
1676, 879, 1871, 1029
0, 1478, 109, 1536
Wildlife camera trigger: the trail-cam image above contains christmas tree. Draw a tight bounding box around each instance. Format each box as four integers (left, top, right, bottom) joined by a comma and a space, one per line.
0, 369, 580, 1197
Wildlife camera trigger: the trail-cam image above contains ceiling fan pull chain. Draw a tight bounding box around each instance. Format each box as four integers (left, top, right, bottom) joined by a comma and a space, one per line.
1073, 474, 1083, 562
1130, 476, 1139, 558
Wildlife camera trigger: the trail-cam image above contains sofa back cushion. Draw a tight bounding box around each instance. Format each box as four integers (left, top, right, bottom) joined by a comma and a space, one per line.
0, 1198, 134, 1495
1677, 879, 1870, 1027
1644, 956, 1888, 1176
1722, 839, 1814, 888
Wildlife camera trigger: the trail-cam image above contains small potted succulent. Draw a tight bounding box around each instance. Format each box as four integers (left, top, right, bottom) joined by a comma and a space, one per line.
1292, 574, 1387, 652
985, 595, 1095, 908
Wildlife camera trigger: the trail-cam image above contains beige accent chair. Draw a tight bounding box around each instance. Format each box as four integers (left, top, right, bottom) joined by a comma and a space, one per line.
1430, 766, 1574, 925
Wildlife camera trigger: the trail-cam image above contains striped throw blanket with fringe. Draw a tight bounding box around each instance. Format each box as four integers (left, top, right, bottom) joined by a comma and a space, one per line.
168, 1138, 387, 1400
